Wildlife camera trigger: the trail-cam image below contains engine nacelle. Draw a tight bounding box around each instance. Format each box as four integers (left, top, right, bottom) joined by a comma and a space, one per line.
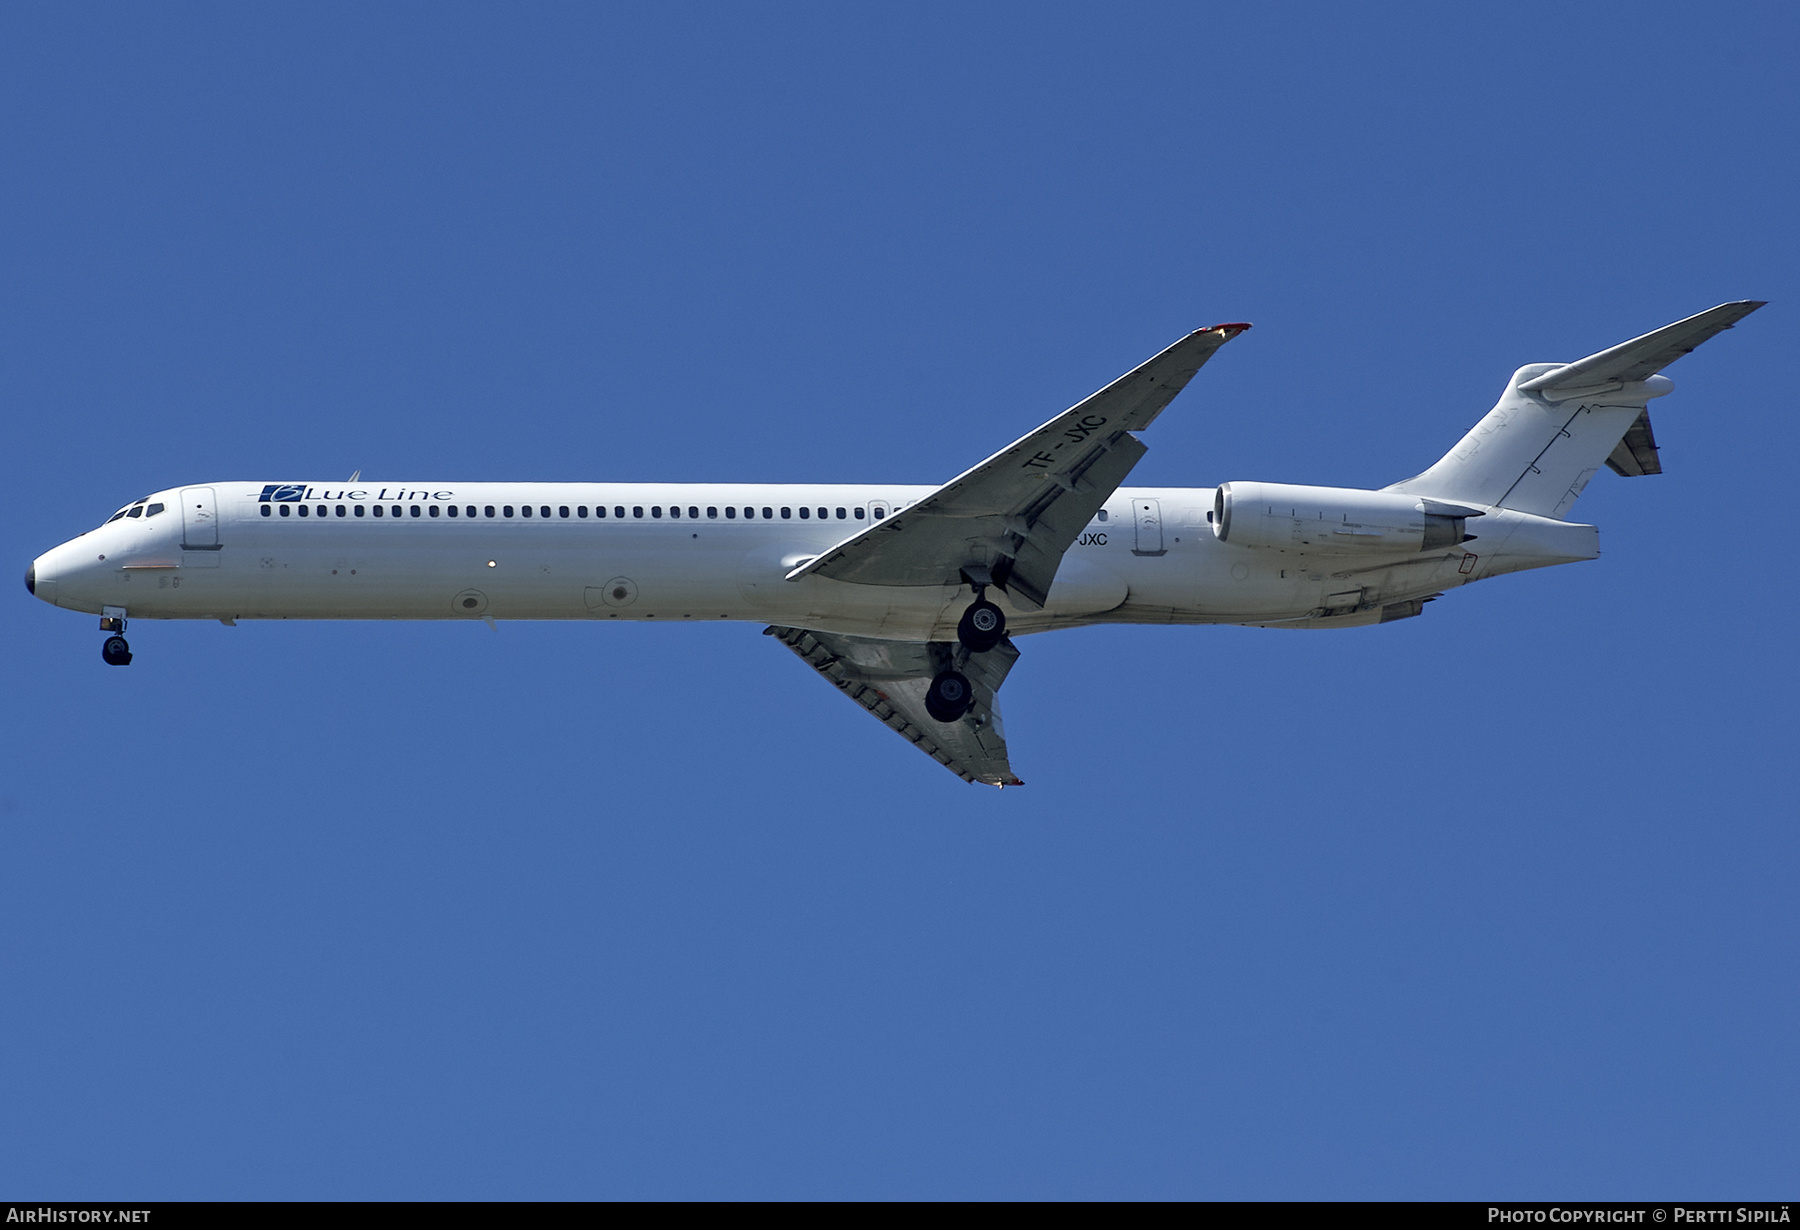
1212, 482, 1480, 554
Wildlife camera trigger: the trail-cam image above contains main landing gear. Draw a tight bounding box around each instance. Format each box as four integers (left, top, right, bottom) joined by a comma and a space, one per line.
957, 598, 1006, 653
926, 670, 974, 723
926, 588, 1009, 724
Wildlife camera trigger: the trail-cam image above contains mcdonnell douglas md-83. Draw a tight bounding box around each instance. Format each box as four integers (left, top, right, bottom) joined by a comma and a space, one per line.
26, 302, 1763, 785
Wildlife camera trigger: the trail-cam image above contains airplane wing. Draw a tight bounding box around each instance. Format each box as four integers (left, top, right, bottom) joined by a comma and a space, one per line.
1518, 300, 1765, 398
767, 624, 1025, 786
785, 323, 1251, 609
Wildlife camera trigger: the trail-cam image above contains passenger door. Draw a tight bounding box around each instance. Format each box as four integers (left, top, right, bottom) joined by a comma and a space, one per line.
181, 486, 221, 567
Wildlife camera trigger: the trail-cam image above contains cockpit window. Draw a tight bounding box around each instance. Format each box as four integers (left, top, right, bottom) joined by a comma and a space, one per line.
105, 498, 150, 526
146, 503, 165, 517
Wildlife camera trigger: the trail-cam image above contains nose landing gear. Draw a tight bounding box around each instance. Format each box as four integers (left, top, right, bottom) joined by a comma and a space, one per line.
100, 609, 131, 665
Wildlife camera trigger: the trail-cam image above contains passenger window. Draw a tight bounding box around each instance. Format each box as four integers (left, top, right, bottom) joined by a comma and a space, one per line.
596, 505, 606, 518
146, 503, 165, 517
540, 506, 549, 518
338, 505, 347, 517
1098, 509, 1109, 522
522, 505, 532, 518
725, 506, 736, 519
616, 507, 626, 518
762, 507, 773, 519
373, 505, 383, 517
355, 505, 365, 517
780, 507, 791, 519
577, 506, 588, 518
447, 505, 457, 517
633, 506, 643, 518
485, 506, 495, 517
818, 507, 827, 519
560, 506, 570, 518
300, 505, 311, 518
798, 507, 809, 519
429, 505, 440, 517
260, 506, 270, 517
689, 506, 699, 519
835, 507, 845, 519
652, 506, 662, 518
466, 506, 476, 518
670, 506, 680, 518
410, 506, 421, 518
504, 506, 514, 517
873, 508, 884, 519
854, 507, 865, 519
281, 505, 291, 517
707, 507, 717, 518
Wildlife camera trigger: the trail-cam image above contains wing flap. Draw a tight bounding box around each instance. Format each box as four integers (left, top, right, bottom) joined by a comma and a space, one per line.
768, 625, 1024, 786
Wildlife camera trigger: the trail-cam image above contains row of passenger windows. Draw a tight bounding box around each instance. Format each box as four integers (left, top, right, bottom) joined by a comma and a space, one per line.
261, 503, 885, 521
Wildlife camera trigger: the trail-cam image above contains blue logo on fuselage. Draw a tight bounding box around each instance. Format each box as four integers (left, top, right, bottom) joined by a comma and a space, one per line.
258, 484, 307, 502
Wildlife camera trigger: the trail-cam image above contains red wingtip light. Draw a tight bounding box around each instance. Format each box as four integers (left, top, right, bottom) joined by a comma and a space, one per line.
1209, 322, 1253, 334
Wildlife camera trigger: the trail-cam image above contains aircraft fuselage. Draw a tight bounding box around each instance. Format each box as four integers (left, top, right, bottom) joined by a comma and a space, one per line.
29, 479, 1592, 640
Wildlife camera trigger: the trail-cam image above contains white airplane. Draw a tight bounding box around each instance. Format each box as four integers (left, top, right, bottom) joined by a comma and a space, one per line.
27, 302, 1763, 785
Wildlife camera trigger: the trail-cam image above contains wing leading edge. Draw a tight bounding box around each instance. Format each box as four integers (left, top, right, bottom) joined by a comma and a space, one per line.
785, 323, 1250, 608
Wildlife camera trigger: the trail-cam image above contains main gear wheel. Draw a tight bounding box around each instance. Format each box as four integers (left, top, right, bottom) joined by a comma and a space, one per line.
925, 670, 975, 722
957, 600, 1005, 653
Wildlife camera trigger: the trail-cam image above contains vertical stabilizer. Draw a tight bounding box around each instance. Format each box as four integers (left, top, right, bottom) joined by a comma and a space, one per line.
1387, 302, 1763, 518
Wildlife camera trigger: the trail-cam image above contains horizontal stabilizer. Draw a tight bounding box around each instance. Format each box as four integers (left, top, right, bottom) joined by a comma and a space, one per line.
1605, 409, 1663, 477
1518, 301, 1764, 396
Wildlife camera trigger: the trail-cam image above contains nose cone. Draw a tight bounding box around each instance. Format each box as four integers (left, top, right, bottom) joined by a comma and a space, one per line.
27, 554, 58, 606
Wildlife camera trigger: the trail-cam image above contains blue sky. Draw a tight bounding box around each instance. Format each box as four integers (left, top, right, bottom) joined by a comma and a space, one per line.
4, 2, 1795, 1200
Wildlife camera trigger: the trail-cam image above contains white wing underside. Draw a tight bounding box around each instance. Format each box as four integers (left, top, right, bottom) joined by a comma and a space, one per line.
767, 625, 1024, 786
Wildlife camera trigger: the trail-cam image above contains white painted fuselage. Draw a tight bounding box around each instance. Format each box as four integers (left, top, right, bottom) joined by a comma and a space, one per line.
29, 479, 1595, 638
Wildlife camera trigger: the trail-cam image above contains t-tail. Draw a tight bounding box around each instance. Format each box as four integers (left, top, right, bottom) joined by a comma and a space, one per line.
1385, 301, 1765, 518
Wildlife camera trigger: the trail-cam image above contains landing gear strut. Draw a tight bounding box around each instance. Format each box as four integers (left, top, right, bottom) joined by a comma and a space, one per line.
926, 670, 975, 723
102, 635, 132, 666
957, 598, 1006, 653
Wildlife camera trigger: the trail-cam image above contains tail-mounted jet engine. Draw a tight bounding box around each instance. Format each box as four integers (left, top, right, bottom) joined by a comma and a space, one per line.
1213, 482, 1481, 554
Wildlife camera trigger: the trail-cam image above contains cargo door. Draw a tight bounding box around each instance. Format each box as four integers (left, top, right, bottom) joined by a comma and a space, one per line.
181, 486, 221, 567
